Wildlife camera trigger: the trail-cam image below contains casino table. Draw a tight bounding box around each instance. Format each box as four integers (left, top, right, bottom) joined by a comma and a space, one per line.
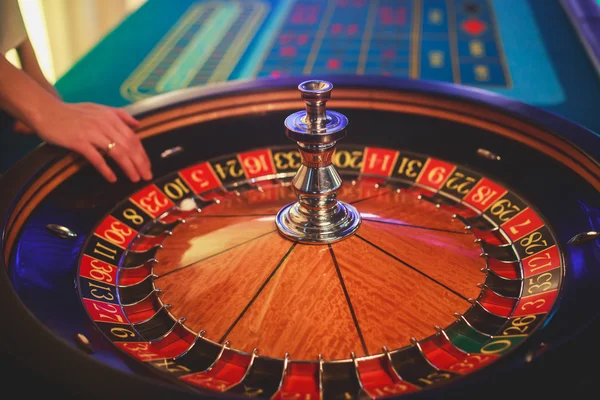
2, 0, 600, 399
51, 0, 600, 128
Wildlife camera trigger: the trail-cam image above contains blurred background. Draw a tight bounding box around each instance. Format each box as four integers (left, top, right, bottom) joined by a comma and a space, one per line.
6, 0, 146, 83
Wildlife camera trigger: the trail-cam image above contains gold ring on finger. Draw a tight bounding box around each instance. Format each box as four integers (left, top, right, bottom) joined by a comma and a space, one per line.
106, 141, 117, 153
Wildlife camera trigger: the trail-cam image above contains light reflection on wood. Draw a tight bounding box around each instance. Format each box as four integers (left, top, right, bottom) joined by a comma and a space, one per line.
156, 232, 292, 343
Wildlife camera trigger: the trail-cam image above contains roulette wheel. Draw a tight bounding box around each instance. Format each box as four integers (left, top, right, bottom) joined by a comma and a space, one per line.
1, 75, 600, 399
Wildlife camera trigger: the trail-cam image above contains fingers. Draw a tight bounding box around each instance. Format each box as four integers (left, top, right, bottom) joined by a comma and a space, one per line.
39, 102, 152, 184
77, 142, 117, 183
113, 107, 140, 129
84, 124, 142, 183
108, 143, 142, 183
107, 109, 152, 181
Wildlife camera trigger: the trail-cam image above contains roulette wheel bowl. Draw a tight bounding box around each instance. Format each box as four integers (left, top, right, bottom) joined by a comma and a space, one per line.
1, 75, 600, 399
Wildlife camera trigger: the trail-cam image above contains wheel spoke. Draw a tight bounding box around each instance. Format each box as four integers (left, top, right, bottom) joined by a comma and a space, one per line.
158, 229, 278, 278
362, 217, 468, 234
329, 244, 370, 356
218, 242, 297, 343
355, 234, 470, 301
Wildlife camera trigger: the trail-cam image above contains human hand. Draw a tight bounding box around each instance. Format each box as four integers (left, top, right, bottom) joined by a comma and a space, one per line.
35, 101, 152, 183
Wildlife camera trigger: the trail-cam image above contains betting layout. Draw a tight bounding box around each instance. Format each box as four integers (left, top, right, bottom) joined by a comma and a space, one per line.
121, 0, 510, 102
77, 145, 561, 399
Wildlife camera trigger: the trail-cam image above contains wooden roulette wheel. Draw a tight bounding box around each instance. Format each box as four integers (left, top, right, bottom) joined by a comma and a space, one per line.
1, 76, 599, 399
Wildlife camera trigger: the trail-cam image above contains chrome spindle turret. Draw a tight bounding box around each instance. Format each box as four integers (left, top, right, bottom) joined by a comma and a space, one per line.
275, 80, 361, 244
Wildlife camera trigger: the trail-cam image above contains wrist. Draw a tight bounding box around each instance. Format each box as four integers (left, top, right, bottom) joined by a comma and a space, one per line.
28, 95, 64, 133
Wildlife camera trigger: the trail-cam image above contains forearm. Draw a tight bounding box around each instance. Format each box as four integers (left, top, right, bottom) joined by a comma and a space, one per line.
0, 55, 62, 132
16, 39, 61, 99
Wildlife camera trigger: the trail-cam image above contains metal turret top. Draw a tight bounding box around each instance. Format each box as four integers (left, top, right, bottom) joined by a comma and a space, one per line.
275, 80, 361, 244
284, 80, 349, 143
